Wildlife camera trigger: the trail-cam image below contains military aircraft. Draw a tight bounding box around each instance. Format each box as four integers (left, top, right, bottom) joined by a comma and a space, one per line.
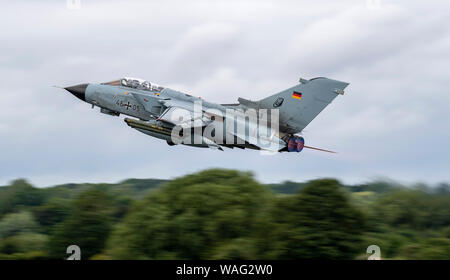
62, 76, 349, 153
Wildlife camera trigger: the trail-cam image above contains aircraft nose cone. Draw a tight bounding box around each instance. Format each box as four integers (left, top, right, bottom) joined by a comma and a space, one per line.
65, 83, 88, 101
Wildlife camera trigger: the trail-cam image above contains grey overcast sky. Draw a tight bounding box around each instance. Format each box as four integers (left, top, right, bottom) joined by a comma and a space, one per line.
0, 0, 449, 187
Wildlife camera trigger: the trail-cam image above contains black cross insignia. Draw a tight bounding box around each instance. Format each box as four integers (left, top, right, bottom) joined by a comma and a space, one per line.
124, 102, 131, 110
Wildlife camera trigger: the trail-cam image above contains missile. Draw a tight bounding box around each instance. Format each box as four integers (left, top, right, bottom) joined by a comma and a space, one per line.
124, 118, 173, 136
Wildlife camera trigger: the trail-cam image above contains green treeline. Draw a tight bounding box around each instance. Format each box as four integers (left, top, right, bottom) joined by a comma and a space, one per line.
0, 169, 448, 260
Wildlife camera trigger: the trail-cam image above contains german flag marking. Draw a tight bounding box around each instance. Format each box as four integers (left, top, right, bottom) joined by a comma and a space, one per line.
292, 91, 302, 100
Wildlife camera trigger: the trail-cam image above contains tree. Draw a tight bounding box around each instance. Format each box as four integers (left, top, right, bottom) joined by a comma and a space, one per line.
0, 233, 48, 255
371, 189, 450, 230
0, 211, 47, 259
0, 211, 38, 239
48, 189, 113, 259
270, 179, 366, 259
108, 169, 273, 259
0, 179, 44, 217
398, 237, 450, 260
32, 198, 69, 233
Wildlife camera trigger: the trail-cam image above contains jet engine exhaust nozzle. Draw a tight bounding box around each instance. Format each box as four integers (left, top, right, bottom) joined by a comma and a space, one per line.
287, 136, 305, 152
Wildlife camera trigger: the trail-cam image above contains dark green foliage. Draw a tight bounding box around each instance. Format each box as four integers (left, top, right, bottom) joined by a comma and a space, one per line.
269, 179, 366, 259
268, 181, 306, 194
0, 170, 448, 259
0, 211, 48, 260
108, 169, 272, 259
118, 178, 167, 194
398, 237, 450, 260
0, 211, 38, 239
363, 187, 450, 259
48, 189, 113, 259
371, 189, 450, 230
32, 198, 69, 233
0, 233, 47, 255
0, 179, 44, 217
346, 181, 400, 194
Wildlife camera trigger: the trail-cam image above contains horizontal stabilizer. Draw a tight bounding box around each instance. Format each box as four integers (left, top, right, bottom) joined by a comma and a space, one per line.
237, 97, 259, 108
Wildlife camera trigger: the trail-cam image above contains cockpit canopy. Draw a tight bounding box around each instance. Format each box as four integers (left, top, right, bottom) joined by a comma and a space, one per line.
101, 77, 164, 92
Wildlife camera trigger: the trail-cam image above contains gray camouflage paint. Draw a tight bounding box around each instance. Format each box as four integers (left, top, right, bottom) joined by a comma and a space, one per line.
67, 77, 349, 151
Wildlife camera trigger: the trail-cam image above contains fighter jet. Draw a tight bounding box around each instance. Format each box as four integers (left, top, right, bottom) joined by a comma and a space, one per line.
62, 77, 349, 153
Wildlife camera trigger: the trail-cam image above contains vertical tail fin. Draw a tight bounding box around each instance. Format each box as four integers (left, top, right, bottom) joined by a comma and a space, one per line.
257, 77, 349, 133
